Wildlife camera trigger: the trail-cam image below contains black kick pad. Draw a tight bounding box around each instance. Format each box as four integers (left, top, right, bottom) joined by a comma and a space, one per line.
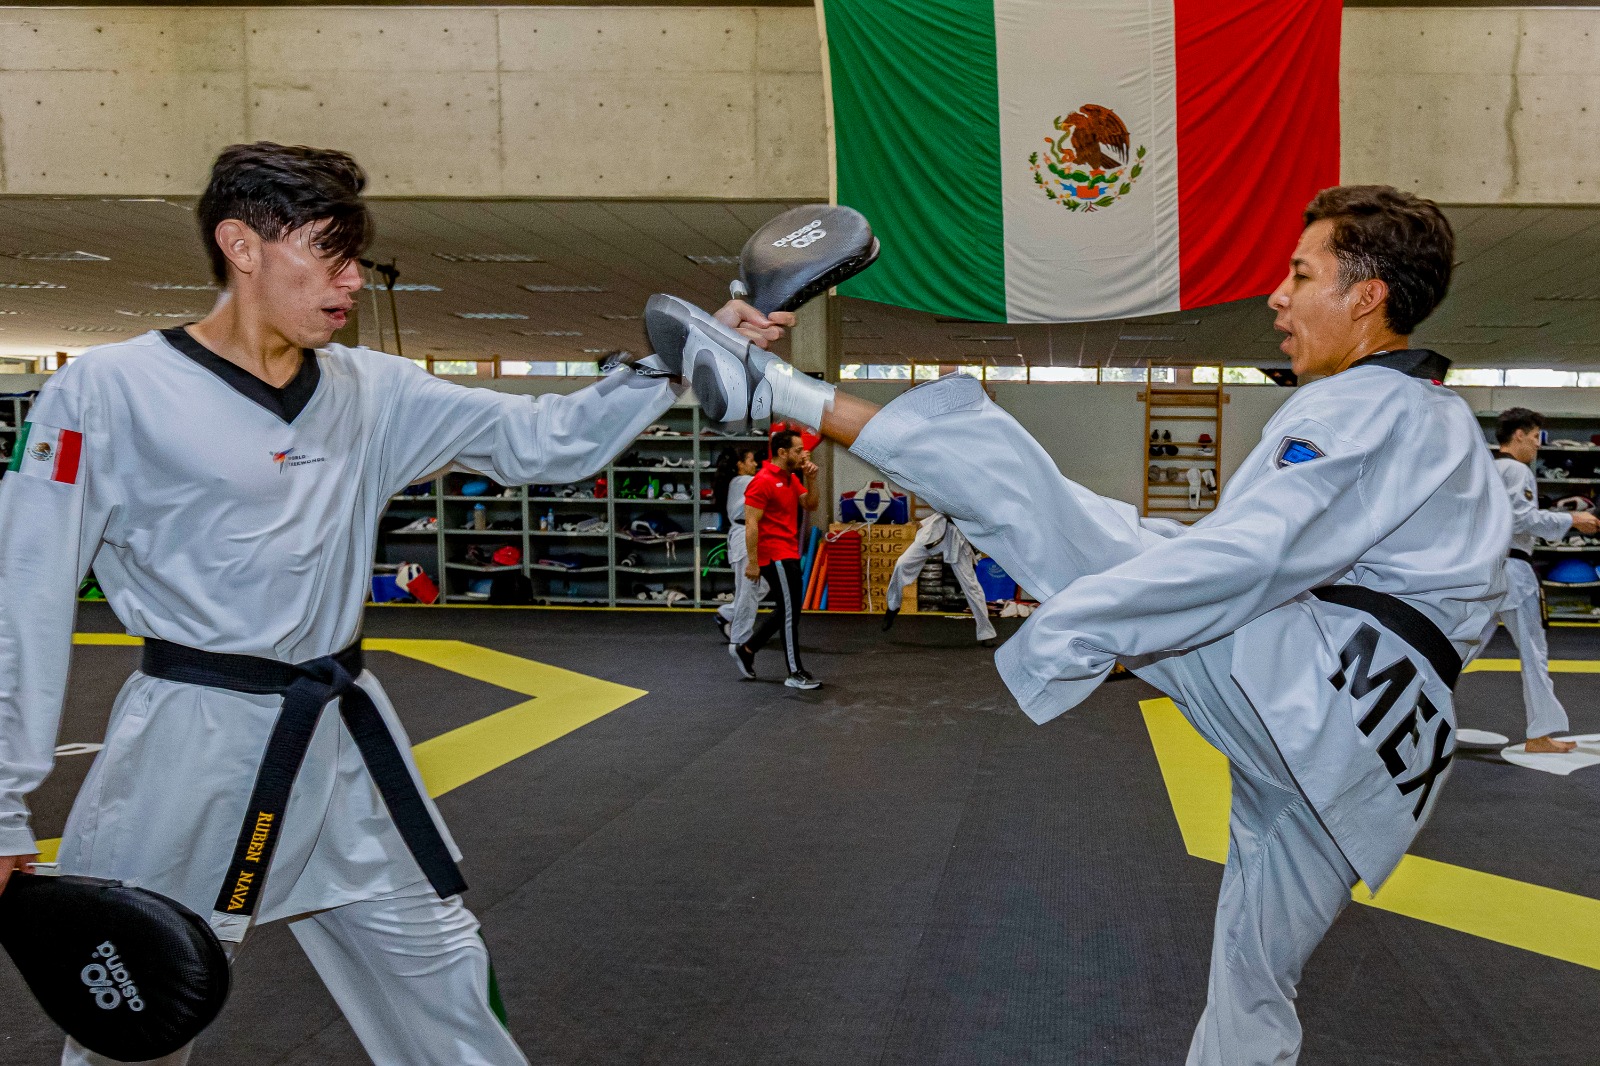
736, 204, 879, 315
0, 873, 230, 1062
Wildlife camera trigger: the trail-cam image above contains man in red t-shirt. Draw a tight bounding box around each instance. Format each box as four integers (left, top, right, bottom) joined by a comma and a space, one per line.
731, 428, 820, 688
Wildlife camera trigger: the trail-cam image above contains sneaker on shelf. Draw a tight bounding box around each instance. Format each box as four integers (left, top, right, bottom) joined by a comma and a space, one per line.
396, 516, 438, 532
730, 642, 757, 679
785, 671, 822, 690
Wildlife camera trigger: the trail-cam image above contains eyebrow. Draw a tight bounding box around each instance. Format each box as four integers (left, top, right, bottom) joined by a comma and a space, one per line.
1291, 257, 1310, 270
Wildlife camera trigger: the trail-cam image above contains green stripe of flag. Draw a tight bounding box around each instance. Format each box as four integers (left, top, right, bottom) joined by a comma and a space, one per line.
6, 423, 29, 473
825, 0, 1007, 321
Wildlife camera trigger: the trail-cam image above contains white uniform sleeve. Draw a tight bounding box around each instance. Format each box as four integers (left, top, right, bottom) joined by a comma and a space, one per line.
379, 359, 683, 491
1499, 460, 1571, 542
996, 414, 1416, 721
0, 374, 106, 856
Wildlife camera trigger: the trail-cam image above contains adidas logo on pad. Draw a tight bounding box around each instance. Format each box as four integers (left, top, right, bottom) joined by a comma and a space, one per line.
773, 220, 826, 250
81, 942, 146, 1013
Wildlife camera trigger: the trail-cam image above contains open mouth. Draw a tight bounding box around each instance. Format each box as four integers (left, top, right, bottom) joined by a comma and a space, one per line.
323, 305, 350, 328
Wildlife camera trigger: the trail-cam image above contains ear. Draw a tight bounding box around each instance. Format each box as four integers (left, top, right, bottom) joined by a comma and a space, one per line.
1348, 276, 1390, 324
213, 219, 261, 280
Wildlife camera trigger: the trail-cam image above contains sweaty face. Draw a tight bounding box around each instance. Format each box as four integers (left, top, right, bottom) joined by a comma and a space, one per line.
256, 221, 363, 349
1267, 219, 1366, 380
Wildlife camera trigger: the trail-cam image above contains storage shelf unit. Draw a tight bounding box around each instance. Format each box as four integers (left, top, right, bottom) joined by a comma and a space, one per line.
1140, 385, 1225, 522
1478, 411, 1600, 623
373, 404, 773, 607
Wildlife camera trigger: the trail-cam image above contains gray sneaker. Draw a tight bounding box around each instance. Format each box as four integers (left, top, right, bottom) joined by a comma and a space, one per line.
784, 671, 821, 690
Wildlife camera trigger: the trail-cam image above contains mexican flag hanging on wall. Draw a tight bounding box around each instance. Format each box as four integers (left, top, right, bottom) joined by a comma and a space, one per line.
817, 0, 1342, 323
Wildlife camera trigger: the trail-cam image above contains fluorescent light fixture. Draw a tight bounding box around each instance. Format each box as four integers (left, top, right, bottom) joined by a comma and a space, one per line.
600, 313, 640, 321
364, 283, 442, 292
455, 312, 528, 320
1118, 334, 1179, 342
5, 251, 109, 262
516, 330, 582, 337
952, 335, 1015, 342
142, 282, 217, 291
685, 255, 740, 266
1464, 322, 1550, 329
523, 284, 606, 293
433, 253, 543, 263
115, 309, 200, 318
0, 311, 19, 316
62, 325, 123, 333
0, 281, 64, 290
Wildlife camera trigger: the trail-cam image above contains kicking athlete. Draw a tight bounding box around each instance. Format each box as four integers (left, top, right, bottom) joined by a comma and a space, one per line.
0, 142, 790, 1065
647, 185, 1507, 1064
880, 511, 997, 643
1486, 407, 1594, 753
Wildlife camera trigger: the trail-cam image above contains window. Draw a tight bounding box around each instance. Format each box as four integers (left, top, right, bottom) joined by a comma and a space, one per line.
1504, 368, 1578, 388
1222, 367, 1273, 385
985, 365, 1027, 382
867, 363, 912, 380
1100, 367, 1147, 383
1028, 366, 1098, 383
1193, 366, 1219, 384
1149, 367, 1176, 384
1442, 369, 1503, 387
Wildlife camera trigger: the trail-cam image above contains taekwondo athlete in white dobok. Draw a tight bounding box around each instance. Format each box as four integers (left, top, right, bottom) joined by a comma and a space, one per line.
0, 142, 793, 1066
1482, 408, 1595, 753
714, 448, 770, 647
880, 512, 997, 642
650, 185, 1508, 1065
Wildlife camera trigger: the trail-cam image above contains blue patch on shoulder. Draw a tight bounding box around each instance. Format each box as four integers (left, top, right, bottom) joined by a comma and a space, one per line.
1275, 437, 1325, 468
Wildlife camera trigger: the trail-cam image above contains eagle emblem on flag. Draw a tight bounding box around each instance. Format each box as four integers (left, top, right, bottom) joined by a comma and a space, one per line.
1028, 104, 1146, 212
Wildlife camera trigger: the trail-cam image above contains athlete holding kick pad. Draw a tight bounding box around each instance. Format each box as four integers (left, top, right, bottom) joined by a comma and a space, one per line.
0, 142, 792, 1065
647, 185, 1509, 1065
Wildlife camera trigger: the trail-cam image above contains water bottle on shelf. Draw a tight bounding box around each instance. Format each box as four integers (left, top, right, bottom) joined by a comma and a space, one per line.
473, 503, 486, 531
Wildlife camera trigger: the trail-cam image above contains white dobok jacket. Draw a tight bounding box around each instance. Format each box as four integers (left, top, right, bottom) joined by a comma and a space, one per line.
0, 330, 676, 921
1495, 453, 1572, 552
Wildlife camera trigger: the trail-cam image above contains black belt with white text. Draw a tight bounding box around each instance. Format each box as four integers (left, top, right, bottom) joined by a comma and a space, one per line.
1311, 585, 1462, 690
1508, 548, 1533, 564
140, 639, 467, 922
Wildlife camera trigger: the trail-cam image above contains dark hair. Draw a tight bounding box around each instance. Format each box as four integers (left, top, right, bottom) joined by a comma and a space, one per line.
711, 446, 756, 519
197, 142, 372, 285
769, 429, 802, 457
1302, 185, 1454, 335
1496, 407, 1545, 445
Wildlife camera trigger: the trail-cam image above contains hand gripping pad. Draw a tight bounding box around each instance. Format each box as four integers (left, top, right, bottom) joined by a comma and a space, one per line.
736, 205, 879, 315
0, 873, 230, 1061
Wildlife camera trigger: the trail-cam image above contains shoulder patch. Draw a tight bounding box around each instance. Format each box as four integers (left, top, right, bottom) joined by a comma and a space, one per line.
1525, 489, 1535, 502
1275, 437, 1325, 468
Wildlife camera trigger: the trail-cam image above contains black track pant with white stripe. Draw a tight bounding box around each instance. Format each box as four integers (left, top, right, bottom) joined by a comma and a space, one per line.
747, 558, 806, 674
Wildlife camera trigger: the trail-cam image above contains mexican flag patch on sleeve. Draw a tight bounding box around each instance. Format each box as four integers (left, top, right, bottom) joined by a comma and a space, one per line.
8, 422, 83, 484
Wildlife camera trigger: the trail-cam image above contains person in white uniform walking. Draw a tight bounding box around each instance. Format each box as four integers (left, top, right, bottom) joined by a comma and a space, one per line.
1486, 407, 1594, 753
650, 184, 1507, 1065
714, 445, 770, 647
881, 511, 997, 643
0, 142, 792, 1066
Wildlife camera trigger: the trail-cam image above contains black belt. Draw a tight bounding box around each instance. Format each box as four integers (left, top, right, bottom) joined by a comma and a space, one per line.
140, 640, 467, 922
1508, 548, 1533, 564
1312, 585, 1462, 689
730, 519, 744, 525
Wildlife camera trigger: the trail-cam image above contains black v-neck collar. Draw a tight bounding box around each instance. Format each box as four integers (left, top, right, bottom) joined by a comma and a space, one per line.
1349, 348, 1451, 383
160, 327, 320, 424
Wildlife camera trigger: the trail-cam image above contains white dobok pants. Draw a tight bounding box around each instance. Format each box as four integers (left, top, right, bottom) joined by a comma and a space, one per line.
884, 537, 997, 641
851, 383, 1362, 1066
716, 528, 769, 646
1491, 557, 1570, 740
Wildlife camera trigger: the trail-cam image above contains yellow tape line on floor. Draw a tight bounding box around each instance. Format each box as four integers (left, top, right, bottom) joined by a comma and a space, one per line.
35, 635, 646, 865
1140, 697, 1600, 972
1466, 657, 1600, 674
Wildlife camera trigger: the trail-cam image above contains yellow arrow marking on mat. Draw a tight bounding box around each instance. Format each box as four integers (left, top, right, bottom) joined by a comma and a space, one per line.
35, 635, 646, 863
1141, 697, 1600, 972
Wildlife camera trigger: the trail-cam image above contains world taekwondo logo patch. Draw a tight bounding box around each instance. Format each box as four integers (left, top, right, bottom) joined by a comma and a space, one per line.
1275, 437, 1325, 468
271, 448, 325, 473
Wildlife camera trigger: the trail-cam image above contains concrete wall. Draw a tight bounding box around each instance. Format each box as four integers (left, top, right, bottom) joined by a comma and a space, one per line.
0, 6, 827, 198
1, 5, 1598, 203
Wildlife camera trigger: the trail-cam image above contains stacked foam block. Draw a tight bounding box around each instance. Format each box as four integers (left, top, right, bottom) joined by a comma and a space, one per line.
864, 523, 917, 614
820, 530, 863, 610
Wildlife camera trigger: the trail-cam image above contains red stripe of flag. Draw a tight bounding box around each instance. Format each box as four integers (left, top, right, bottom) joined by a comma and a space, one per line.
1174, 0, 1342, 310
53, 429, 82, 485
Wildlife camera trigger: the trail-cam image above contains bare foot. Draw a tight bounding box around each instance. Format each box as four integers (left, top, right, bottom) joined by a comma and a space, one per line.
1525, 735, 1578, 754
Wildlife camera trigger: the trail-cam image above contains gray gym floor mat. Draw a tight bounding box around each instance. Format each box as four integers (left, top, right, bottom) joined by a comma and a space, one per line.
1, 606, 1596, 1064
